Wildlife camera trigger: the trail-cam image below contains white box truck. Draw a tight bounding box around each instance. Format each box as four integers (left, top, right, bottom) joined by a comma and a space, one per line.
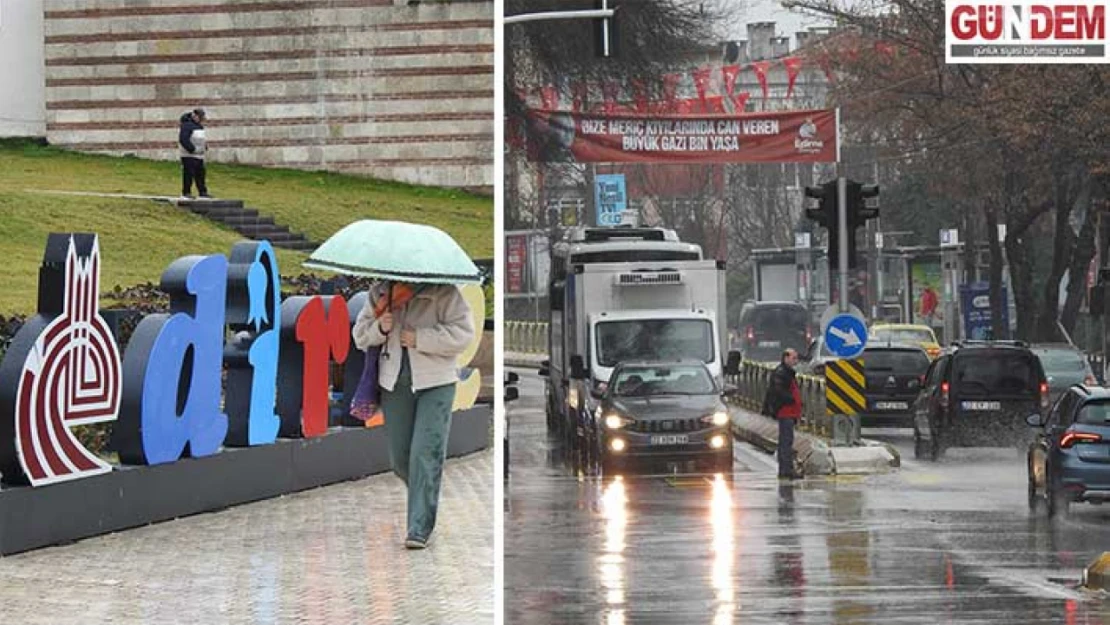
539, 227, 736, 463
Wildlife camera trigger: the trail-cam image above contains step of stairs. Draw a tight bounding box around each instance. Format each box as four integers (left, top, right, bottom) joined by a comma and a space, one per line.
219, 215, 275, 226
206, 207, 259, 219
177, 198, 319, 255
254, 232, 303, 243
278, 240, 319, 251
234, 223, 289, 236
180, 199, 244, 212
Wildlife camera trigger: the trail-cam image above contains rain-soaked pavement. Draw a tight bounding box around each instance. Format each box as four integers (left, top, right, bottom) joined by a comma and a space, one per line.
505, 368, 1110, 624
0, 450, 493, 625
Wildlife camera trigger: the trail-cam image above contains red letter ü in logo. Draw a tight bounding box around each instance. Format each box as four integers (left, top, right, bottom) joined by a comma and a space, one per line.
0, 234, 121, 486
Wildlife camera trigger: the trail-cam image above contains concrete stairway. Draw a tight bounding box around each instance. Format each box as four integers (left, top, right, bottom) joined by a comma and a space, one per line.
178, 200, 317, 251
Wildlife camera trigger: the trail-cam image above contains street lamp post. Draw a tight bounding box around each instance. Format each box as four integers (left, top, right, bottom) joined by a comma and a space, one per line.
503, 8, 616, 25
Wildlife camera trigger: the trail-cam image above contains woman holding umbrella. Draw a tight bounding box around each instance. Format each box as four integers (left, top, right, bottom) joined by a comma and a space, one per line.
305, 220, 481, 550
352, 281, 473, 549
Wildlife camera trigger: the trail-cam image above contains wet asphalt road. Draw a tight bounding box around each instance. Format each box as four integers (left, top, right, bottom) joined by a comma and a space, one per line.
505, 368, 1110, 624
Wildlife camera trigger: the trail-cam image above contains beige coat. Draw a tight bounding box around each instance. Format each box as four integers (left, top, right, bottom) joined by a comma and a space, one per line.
352, 283, 474, 392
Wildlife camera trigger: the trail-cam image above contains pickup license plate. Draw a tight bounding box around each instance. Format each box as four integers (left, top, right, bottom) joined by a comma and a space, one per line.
961, 401, 1002, 411
758, 340, 781, 348
873, 401, 908, 410
650, 434, 689, 445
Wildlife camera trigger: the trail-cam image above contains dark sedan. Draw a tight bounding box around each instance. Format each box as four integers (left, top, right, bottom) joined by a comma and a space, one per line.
1031, 343, 1097, 405
861, 345, 931, 427
596, 361, 733, 474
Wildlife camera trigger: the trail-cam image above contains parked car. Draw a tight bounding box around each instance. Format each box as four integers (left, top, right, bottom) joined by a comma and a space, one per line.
736, 301, 812, 364
1027, 385, 1110, 517
870, 323, 942, 360
595, 360, 733, 474
1030, 343, 1097, 405
912, 340, 1049, 460
799, 335, 838, 376
860, 344, 931, 427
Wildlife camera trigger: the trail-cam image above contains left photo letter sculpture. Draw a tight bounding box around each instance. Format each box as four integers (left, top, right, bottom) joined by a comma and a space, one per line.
0, 233, 485, 487
0, 234, 122, 486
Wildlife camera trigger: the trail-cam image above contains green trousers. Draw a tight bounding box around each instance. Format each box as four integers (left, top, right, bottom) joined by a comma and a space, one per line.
381, 350, 456, 540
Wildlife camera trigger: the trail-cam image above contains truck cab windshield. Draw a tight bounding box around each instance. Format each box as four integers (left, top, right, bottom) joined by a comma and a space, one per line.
595, 319, 714, 367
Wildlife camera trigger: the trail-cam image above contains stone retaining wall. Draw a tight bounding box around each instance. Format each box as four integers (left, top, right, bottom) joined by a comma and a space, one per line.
43, 0, 493, 190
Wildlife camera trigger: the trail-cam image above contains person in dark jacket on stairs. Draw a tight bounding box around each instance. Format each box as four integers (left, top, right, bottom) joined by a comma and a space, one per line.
179, 108, 210, 200
763, 348, 803, 479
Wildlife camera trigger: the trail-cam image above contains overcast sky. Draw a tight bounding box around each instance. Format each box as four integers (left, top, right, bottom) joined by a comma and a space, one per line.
719, 0, 836, 45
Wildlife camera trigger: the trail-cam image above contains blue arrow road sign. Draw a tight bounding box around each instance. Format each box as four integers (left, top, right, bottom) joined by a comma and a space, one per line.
824, 313, 868, 359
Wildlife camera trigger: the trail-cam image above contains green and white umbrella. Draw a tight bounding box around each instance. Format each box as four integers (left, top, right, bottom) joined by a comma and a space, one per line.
303, 219, 481, 284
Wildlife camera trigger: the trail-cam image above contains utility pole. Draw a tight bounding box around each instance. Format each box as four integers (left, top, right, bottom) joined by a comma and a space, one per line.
872, 161, 882, 320
875, 220, 883, 320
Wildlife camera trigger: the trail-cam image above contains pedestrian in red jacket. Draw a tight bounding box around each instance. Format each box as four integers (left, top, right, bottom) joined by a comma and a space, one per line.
764, 348, 802, 479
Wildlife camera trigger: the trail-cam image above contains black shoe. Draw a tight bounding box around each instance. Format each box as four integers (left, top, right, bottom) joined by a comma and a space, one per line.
199, 193, 213, 199
404, 534, 431, 550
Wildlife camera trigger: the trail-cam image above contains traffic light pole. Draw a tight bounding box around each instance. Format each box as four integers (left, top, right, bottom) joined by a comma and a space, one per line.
837, 174, 849, 314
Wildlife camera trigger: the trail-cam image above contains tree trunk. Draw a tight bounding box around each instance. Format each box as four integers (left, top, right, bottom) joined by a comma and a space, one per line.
1061, 170, 1101, 338
1006, 231, 1036, 341
1003, 168, 1041, 342
961, 207, 978, 285
985, 207, 1008, 339
1060, 198, 1096, 336
1036, 166, 1076, 342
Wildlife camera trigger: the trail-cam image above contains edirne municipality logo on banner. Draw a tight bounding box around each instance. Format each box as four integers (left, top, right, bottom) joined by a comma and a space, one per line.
946, 0, 1108, 63
795, 117, 824, 155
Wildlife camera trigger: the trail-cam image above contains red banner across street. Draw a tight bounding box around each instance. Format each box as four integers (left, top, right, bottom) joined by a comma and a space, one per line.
526, 108, 838, 164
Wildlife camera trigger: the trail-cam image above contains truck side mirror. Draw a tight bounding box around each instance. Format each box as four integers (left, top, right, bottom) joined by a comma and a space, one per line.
724, 350, 742, 376
570, 355, 588, 380
508, 371, 521, 384
504, 387, 520, 402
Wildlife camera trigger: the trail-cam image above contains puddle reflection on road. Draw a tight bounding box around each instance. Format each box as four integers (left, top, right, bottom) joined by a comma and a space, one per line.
600, 476, 627, 622
711, 473, 736, 625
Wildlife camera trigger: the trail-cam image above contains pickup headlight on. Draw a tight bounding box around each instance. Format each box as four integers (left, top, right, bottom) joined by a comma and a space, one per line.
604, 414, 634, 430
701, 411, 730, 426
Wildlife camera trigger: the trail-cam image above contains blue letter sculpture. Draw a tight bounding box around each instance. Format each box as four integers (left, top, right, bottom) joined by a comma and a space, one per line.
116, 255, 229, 464
224, 241, 281, 446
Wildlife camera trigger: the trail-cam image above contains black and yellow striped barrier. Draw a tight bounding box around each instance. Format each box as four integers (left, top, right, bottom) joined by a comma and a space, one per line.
825, 358, 866, 415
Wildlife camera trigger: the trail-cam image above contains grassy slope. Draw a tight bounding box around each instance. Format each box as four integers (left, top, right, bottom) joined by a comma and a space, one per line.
0, 195, 309, 315
0, 141, 493, 315
0, 140, 492, 257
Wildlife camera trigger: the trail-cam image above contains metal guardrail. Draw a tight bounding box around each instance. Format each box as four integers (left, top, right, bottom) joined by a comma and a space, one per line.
503, 321, 833, 435
502, 321, 1110, 438
505, 321, 548, 355
725, 362, 832, 439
